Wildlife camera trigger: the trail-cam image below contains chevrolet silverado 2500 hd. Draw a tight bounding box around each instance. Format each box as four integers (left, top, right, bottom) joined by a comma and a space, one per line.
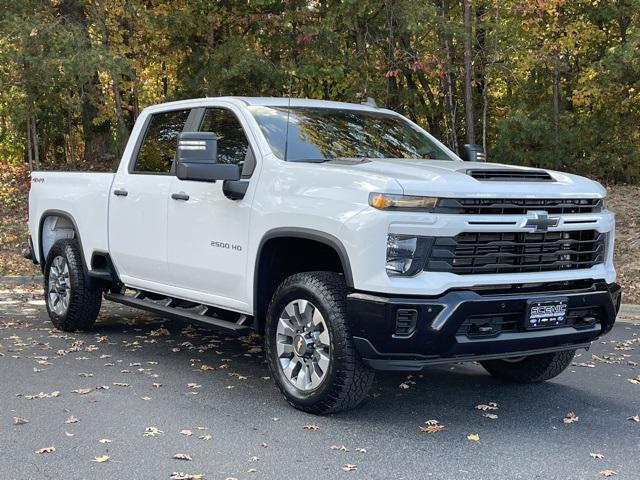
28, 97, 621, 413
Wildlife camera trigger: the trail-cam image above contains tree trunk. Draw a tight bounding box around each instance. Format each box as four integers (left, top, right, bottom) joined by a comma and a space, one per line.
462, 0, 475, 145
30, 115, 40, 170
27, 119, 33, 172
59, 0, 111, 164
552, 58, 559, 138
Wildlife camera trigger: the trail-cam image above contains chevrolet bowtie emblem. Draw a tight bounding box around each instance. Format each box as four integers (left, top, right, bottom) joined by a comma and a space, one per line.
297, 337, 304, 351
524, 211, 559, 232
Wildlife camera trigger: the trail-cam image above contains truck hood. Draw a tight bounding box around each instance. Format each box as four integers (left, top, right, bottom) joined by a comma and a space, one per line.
326, 159, 606, 198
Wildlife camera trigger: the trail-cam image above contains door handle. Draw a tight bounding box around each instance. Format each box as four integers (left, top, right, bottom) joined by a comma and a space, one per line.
113, 189, 128, 197
171, 192, 190, 201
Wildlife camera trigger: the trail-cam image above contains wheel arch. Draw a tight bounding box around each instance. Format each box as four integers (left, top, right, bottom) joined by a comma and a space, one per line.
38, 210, 85, 274
253, 228, 354, 332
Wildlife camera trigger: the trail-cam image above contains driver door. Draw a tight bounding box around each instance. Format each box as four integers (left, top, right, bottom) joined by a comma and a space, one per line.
166, 104, 258, 311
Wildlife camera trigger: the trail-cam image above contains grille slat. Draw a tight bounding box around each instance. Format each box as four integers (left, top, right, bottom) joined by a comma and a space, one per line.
426, 230, 605, 275
435, 198, 602, 215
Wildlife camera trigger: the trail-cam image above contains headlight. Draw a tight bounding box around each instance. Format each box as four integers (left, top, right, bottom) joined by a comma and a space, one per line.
369, 193, 438, 211
386, 234, 432, 276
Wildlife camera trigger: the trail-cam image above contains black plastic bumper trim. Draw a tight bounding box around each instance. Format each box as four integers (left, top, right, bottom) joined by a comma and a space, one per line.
347, 281, 620, 363
357, 338, 591, 371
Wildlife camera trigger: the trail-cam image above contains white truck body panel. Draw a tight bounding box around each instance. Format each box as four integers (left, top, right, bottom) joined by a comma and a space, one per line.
29, 96, 615, 316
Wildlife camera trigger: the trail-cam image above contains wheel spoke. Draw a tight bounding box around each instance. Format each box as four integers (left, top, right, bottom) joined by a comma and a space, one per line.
318, 327, 330, 347
277, 317, 296, 337
316, 351, 330, 373
276, 341, 294, 358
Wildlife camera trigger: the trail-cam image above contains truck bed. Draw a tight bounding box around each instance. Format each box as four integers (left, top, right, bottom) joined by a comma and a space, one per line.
29, 172, 115, 267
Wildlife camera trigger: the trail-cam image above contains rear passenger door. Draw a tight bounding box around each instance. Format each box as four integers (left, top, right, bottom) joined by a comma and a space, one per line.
109, 108, 192, 288
166, 104, 258, 311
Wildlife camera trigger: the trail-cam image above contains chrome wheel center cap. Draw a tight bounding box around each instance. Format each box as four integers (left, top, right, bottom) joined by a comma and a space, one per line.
293, 334, 313, 357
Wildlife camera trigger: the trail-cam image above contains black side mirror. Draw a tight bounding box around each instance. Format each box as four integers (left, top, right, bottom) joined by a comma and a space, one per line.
175, 132, 240, 182
462, 144, 486, 162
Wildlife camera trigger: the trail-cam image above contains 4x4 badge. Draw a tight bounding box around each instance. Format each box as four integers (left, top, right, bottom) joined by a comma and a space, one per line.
524, 211, 559, 232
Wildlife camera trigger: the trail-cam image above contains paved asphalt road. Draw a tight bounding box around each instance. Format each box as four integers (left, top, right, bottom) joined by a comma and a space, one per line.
1, 284, 639, 480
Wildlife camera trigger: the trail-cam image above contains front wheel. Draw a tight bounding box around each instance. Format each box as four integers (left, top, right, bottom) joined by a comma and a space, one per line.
480, 349, 576, 383
265, 272, 374, 414
44, 239, 102, 331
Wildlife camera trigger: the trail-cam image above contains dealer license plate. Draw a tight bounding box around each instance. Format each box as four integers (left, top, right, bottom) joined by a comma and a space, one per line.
525, 299, 568, 329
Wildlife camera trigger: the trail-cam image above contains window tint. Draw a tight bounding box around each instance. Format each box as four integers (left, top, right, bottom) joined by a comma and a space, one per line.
134, 109, 190, 173
200, 108, 252, 175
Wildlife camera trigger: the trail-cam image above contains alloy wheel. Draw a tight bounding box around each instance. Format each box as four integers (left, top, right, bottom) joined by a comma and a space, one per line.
275, 299, 331, 391
48, 255, 70, 315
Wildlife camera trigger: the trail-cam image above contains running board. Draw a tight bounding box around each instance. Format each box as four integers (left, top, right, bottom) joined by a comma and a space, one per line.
104, 292, 251, 335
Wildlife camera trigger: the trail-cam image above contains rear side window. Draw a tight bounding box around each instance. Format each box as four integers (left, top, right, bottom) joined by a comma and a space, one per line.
134, 109, 190, 173
200, 108, 253, 176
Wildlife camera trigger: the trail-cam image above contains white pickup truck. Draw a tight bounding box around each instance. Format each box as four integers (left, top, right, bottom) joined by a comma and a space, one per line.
28, 97, 621, 413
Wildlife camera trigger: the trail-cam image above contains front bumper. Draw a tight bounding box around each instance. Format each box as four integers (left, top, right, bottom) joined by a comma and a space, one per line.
347, 281, 621, 371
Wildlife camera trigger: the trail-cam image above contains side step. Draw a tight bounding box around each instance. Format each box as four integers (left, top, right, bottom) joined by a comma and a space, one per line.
104, 292, 251, 336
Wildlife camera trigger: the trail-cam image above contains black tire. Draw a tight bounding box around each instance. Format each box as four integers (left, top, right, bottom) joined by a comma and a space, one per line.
44, 239, 102, 331
265, 271, 375, 414
480, 349, 576, 383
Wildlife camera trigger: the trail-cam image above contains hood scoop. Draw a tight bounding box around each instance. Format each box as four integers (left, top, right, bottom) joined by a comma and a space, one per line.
465, 168, 554, 182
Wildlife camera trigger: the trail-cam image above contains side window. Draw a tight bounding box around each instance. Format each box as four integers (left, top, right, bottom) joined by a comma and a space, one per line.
200, 108, 254, 177
134, 109, 190, 174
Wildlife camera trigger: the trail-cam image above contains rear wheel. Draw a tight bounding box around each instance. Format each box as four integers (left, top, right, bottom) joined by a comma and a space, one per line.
44, 239, 102, 331
265, 272, 374, 414
480, 349, 576, 383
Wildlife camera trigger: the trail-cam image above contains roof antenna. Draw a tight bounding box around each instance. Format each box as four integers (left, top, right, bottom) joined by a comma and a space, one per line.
283, 72, 293, 163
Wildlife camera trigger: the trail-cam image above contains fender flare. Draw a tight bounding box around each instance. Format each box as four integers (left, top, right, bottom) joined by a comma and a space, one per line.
253, 227, 354, 320
37, 209, 87, 275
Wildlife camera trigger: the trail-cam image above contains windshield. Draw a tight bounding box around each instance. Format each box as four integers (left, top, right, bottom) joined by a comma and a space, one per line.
248, 106, 453, 162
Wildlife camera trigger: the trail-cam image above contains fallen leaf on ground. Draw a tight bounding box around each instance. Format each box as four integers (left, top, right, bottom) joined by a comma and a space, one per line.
627, 375, 640, 385
113, 382, 129, 387
13, 416, 29, 425
590, 453, 605, 459
628, 415, 640, 422
419, 422, 445, 433
563, 412, 579, 424
149, 327, 170, 336
342, 464, 357, 472
71, 388, 93, 395
92, 455, 110, 463
399, 382, 410, 390
35, 446, 55, 454
173, 454, 193, 461
99, 439, 112, 444
260, 443, 268, 448
64, 416, 79, 424
303, 424, 319, 431
466, 433, 480, 442
169, 473, 204, 480
144, 426, 163, 437
24, 391, 60, 399
600, 470, 617, 477
475, 403, 498, 411
198, 434, 211, 441
483, 413, 498, 420
331, 445, 349, 452
355, 448, 367, 453
180, 430, 193, 436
